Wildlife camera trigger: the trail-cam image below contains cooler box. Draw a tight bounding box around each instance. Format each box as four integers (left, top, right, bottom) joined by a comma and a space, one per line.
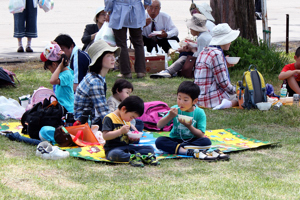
128, 50, 165, 73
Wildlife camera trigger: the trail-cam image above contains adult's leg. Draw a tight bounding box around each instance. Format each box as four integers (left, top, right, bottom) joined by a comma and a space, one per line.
129, 28, 146, 74
113, 28, 131, 75
24, 0, 37, 39
157, 36, 180, 53
13, 10, 25, 52
167, 55, 187, 75
143, 36, 157, 53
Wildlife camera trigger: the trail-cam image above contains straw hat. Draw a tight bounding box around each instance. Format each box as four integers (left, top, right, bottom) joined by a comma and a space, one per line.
93, 6, 105, 23
88, 40, 120, 67
209, 23, 240, 46
196, 3, 215, 22
186, 13, 207, 32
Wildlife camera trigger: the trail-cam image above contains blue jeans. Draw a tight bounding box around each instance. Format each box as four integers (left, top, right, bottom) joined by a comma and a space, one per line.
106, 145, 154, 162
13, 0, 37, 38
6, 132, 41, 145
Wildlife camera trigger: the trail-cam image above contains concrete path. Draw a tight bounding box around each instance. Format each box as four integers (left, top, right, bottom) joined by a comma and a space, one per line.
0, 0, 299, 63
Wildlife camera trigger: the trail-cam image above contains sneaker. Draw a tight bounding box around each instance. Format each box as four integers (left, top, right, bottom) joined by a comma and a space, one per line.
129, 153, 144, 167
193, 149, 217, 161
36, 141, 69, 160
211, 149, 230, 161
17, 46, 24, 53
117, 73, 132, 79
136, 73, 146, 78
150, 70, 171, 78
141, 153, 160, 166
255, 12, 262, 20
25, 46, 33, 52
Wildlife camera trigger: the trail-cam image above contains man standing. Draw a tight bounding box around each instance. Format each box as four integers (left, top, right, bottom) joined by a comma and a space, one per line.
54, 34, 91, 92
142, 0, 179, 53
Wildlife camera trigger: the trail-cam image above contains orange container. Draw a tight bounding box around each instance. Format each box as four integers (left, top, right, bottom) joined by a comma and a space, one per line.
65, 123, 99, 146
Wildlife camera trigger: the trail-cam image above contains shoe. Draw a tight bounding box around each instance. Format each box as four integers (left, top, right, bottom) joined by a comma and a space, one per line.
150, 70, 171, 78
193, 149, 217, 162
129, 153, 144, 167
17, 46, 24, 52
211, 149, 230, 161
25, 46, 33, 52
141, 153, 160, 166
137, 73, 146, 78
255, 12, 262, 20
117, 73, 132, 79
36, 141, 69, 160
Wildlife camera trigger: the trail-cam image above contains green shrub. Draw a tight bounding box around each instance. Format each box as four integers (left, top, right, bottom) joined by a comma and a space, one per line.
225, 37, 290, 76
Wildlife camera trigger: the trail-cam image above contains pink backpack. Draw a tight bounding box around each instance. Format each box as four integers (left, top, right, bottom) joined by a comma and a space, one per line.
137, 101, 173, 132
26, 87, 56, 110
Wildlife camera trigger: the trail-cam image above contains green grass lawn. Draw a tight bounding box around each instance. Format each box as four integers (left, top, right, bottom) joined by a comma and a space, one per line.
0, 61, 299, 200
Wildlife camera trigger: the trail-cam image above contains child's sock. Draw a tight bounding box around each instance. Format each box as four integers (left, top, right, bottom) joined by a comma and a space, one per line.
26, 40, 31, 48
212, 99, 233, 110
186, 149, 195, 156
18, 41, 23, 47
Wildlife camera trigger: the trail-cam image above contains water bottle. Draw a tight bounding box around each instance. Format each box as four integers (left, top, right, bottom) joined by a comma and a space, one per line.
65, 112, 75, 127
80, 108, 92, 127
293, 94, 299, 107
280, 84, 287, 98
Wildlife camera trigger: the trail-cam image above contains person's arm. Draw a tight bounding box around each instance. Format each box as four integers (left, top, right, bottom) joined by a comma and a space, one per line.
103, 125, 130, 141
157, 107, 177, 128
278, 70, 300, 80
163, 15, 178, 38
49, 59, 65, 85
73, 83, 78, 93
81, 25, 94, 45
213, 52, 235, 94
90, 79, 110, 120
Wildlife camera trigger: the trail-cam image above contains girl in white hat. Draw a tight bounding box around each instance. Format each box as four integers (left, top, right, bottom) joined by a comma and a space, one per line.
194, 23, 240, 110
74, 40, 120, 130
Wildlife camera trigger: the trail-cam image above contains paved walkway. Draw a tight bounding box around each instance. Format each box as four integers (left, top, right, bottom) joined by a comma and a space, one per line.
0, 0, 299, 63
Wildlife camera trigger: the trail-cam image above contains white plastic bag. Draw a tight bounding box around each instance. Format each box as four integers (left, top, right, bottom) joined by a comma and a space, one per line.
95, 22, 116, 46
38, 0, 54, 12
8, 0, 25, 14
0, 96, 25, 120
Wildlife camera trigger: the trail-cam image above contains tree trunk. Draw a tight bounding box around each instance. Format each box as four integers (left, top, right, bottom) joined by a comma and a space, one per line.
210, 0, 258, 45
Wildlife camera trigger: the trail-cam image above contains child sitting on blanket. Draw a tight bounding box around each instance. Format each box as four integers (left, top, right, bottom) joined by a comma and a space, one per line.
107, 79, 144, 132
102, 96, 159, 167
41, 43, 74, 113
278, 47, 300, 96
155, 81, 229, 161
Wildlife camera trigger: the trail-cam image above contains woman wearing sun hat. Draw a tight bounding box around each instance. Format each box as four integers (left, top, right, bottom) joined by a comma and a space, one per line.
74, 40, 120, 130
150, 14, 212, 78
190, 2, 215, 34
194, 23, 240, 110
81, 6, 107, 52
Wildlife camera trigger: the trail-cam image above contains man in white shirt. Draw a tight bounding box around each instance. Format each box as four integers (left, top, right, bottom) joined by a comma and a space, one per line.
142, 0, 179, 53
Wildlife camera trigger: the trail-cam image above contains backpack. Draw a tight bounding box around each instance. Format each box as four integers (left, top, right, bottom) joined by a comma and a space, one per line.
137, 101, 173, 131
0, 67, 19, 87
21, 95, 65, 139
237, 65, 267, 109
26, 87, 56, 110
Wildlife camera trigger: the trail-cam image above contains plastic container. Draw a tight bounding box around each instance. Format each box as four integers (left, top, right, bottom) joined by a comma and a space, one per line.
178, 114, 193, 122
226, 57, 240, 64
280, 84, 287, 98
273, 102, 283, 110
256, 102, 272, 110
127, 131, 143, 139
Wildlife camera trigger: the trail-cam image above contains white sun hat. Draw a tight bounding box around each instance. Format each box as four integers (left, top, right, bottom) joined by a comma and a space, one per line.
93, 6, 105, 23
209, 23, 240, 46
196, 3, 215, 22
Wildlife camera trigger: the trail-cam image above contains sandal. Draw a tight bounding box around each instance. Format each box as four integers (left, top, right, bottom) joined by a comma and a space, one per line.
193, 149, 217, 162
211, 149, 230, 161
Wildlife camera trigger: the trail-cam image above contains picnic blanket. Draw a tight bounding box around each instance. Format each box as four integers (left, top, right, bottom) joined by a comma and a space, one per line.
0, 122, 276, 163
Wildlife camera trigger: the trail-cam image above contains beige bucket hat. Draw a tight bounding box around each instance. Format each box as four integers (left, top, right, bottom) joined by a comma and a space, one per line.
88, 40, 120, 67
209, 23, 240, 46
186, 13, 208, 32
196, 3, 215, 22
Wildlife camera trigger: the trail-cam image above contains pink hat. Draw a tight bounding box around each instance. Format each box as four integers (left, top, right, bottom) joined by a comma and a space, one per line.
40, 43, 63, 62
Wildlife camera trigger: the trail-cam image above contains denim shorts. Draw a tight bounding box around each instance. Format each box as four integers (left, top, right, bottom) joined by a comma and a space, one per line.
13, 0, 37, 38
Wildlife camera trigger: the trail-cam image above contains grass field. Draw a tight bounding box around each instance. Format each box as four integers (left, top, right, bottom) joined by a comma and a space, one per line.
0, 60, 299, 200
